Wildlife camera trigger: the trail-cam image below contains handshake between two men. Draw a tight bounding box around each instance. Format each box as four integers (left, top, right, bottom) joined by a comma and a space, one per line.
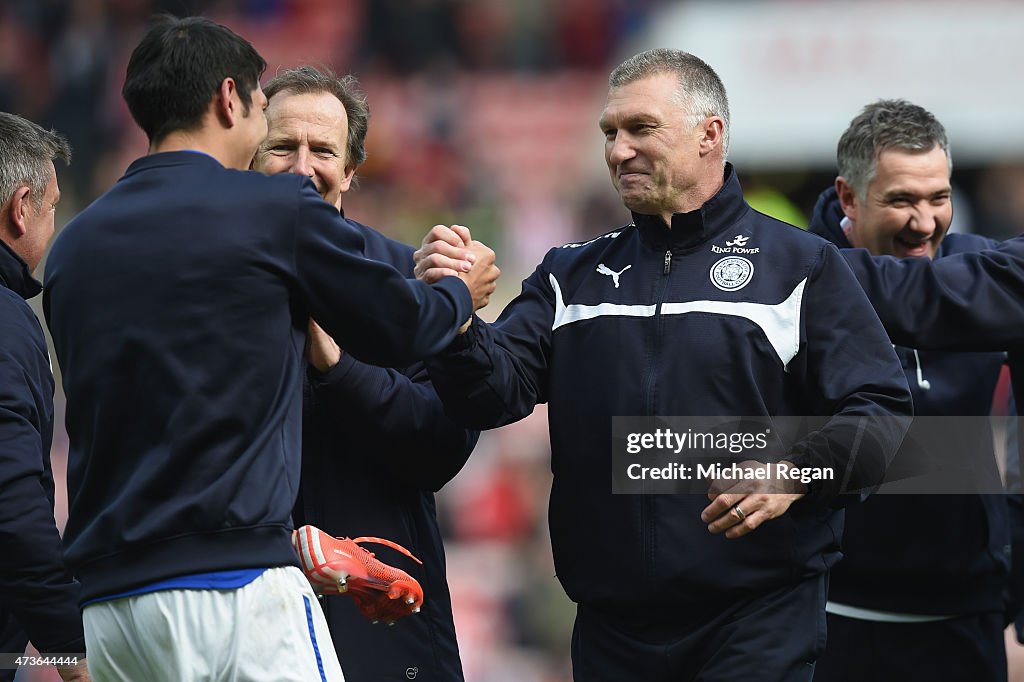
414, 223, 500, 321
306, 224, 498, 372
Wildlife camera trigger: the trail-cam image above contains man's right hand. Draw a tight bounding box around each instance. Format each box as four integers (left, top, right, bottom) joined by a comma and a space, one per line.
414, 224, 500, 312
414, 224, 476, 282
461, 239, 499, 312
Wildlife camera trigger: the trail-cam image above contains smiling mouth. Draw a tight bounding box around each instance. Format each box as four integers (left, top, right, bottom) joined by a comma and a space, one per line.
895, 236, 932, 253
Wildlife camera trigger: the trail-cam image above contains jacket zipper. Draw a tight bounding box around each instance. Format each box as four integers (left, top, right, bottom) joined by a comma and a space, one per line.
644, 249, 673, 414
641, 248, 673, 577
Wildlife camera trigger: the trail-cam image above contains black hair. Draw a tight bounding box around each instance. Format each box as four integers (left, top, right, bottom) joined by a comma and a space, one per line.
122, 14, 267, 144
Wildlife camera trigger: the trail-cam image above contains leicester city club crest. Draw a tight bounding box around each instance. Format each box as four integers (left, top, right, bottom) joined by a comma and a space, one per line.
710, 256, 753, 291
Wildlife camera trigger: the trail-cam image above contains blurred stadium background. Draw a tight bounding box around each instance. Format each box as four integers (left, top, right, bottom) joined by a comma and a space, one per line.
7, 0, 1024, 679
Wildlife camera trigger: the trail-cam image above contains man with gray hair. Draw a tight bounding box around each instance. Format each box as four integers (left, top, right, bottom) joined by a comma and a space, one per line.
809, 100, 1020, 681
253, 65, 476, 681
415, 48, 912, 680
0, 112, 89, 681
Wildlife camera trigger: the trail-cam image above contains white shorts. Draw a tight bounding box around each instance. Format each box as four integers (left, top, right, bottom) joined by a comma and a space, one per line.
82, 566, 345, 681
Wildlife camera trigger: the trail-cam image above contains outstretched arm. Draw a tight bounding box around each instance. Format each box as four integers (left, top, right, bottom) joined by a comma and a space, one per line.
843, 237, 1024, 350
306, 330, 478, 491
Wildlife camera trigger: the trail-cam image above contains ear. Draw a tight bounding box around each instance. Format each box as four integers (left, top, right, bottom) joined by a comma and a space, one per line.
6, 186, 32, 238
338, 162, 357, 194
213, 77, 239, 128
698, 116, 725, 157
835, 176, 859, 223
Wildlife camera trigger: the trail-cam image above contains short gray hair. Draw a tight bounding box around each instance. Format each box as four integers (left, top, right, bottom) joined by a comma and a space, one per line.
0, 112, 70, 209
837, 99, 951, 200
264, 65, 370, 170
609, 48, 730, 158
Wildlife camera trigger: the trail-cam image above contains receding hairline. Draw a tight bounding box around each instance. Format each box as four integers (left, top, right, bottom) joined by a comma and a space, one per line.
265, 87, 348, 114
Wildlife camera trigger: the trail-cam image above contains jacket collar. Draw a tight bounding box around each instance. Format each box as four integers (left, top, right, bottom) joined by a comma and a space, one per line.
124, 153, 341, 219
631, 162, 750, 249
123, 150, 224, 179
0, 238, 41, 299
807, 186, 852, 249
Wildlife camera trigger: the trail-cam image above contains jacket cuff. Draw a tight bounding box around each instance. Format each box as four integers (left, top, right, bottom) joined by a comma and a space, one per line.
432, 276, 474, 333
445, 314, 484, 353
307, 351, 358, 388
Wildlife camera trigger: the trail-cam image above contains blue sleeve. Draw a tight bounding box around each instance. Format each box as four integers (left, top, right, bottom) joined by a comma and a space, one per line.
307, 357, 478, 491
787, 244, 914, 502
0, 334, 84, 654
292, 183, 473, 367
425, 262, 556, 430
842, 235, 1024, 350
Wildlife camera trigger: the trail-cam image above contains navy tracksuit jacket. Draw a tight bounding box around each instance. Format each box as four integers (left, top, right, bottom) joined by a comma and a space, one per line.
426, 165, 913, 617
838, 215, 1024, 626
0, 240, 84, 671
42, 151, 473, 603
811, 186, 1021, 617
296, 218, 475, 682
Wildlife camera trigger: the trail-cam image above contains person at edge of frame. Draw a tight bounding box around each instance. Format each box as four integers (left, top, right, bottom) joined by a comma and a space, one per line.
0, 112, 90, 682
807, 98, 1021, 682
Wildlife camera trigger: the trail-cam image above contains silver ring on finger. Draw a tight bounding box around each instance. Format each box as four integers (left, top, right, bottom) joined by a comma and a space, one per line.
733, 504, 747, 522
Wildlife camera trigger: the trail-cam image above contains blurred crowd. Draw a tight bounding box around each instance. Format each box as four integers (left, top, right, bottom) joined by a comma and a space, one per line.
2, 0, 657, 288
8, 1, 1024, 680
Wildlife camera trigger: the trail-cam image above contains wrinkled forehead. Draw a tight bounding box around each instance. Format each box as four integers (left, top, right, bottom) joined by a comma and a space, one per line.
265, 91, 348, 142
600, 73, 685, 127
869, 146, 953, 193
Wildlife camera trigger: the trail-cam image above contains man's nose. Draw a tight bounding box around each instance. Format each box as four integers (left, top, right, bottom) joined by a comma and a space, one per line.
908, 203, 941, 236
290, 147, 314, 178
607, 133, 636, 166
